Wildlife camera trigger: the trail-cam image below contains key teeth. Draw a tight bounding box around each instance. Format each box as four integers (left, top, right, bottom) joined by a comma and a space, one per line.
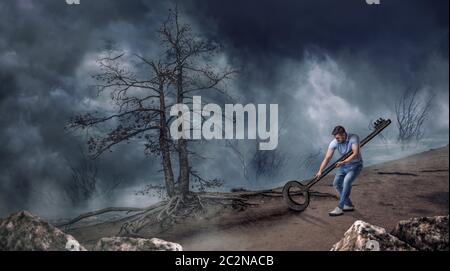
374, 118, 387, 129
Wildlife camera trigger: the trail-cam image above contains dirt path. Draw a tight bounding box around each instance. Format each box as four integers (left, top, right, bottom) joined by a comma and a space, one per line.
69, 145, 449, 251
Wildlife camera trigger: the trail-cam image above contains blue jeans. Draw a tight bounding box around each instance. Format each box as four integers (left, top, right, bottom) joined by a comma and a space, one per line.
333, 163, 363, 209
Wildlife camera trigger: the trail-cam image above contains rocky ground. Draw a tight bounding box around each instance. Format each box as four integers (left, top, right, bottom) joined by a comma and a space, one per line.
0, 211, 182, 251
331, 215, 448, 251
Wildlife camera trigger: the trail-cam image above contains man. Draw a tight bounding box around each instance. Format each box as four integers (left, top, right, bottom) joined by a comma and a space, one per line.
315, 126, 364, 217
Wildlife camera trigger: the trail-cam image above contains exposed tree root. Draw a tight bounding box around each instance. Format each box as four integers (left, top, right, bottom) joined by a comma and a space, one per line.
55, 207, 144, 228
56, 188, 337, 236
117, 192, 259, 236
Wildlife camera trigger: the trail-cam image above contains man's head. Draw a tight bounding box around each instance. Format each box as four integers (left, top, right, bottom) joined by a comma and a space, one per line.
332, 125, 347, 143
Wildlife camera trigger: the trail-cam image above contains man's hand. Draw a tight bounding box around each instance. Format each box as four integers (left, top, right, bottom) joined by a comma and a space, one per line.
315, 171, 322, 179
336, 161, 345, 168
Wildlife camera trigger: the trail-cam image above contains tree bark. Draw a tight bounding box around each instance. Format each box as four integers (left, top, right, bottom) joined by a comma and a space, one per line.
159, 83, 175, 197
175, 67, 190, 198
177, 138, 190, 196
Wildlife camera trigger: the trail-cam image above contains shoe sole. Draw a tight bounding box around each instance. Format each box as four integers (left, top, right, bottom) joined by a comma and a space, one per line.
329, 213, 344, 217
343, 209, 355, 212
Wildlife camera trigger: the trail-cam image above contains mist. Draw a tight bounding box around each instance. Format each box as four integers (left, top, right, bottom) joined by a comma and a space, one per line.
0, 0, 448, 219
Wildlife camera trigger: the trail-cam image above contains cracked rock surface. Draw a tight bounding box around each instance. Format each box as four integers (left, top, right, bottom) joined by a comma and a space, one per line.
0, 211, 86, 251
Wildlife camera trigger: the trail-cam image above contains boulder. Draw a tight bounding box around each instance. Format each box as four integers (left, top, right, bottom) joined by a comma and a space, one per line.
0, 211, 86, 251
391, 215, 449, 251
93, 237, 183, 251
331, 220, 415, 251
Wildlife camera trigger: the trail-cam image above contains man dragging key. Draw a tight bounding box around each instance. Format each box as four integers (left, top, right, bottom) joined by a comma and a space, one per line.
315, 126, 363, 216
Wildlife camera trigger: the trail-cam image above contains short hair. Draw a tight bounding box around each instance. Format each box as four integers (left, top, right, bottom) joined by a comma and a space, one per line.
332, 125, 346, 136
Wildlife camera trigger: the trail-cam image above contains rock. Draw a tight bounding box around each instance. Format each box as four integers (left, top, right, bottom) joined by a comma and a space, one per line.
0, 211, 86, 251
331, 220, 415, 251
93, 237, 183, 251
391, 215, 449, 251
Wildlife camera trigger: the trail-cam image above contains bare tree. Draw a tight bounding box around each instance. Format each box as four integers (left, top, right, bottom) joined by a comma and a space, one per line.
64, 5, 237, 234
250, 140, 288, 183
226, 117, 288, 184
395, 88, 434, 143
67, 153, 98, 206
225, 140, 288, 184
66, 146, 123, 206
158, 6, 236, 199
226, 140, 251, 180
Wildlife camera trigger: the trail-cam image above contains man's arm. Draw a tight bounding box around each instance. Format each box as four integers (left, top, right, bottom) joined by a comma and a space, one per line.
336, 135, 360, 167
315, 148, 334, 178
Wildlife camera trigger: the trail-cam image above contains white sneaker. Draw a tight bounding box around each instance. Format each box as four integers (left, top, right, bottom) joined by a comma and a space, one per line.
329, 207, 344, 216
343, 205, 355, 212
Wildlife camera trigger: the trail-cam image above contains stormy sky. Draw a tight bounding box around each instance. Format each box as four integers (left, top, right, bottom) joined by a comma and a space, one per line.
0, 0, 448, 218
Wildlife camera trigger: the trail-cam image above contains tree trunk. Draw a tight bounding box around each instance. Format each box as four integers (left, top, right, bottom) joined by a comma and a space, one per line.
159, 84, 175, 197
175, 67, 190, 198
177, 138, 190, 197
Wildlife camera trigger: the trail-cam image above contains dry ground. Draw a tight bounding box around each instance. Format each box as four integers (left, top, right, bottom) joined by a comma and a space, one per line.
68, 145, 449, 251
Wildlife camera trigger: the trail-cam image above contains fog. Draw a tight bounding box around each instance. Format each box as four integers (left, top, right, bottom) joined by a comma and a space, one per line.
0, 0, 448, 219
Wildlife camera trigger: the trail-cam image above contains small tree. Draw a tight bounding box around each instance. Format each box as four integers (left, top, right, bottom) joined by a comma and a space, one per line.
395, 88, 434, 143
67, 148, 99, 206
226, 116, 287, 184
66, 146, 123, 207
250, 141, 287, 183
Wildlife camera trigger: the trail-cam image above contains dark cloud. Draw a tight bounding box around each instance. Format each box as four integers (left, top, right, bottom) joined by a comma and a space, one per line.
180, 0, 448, 89
0, 0, 448, 218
